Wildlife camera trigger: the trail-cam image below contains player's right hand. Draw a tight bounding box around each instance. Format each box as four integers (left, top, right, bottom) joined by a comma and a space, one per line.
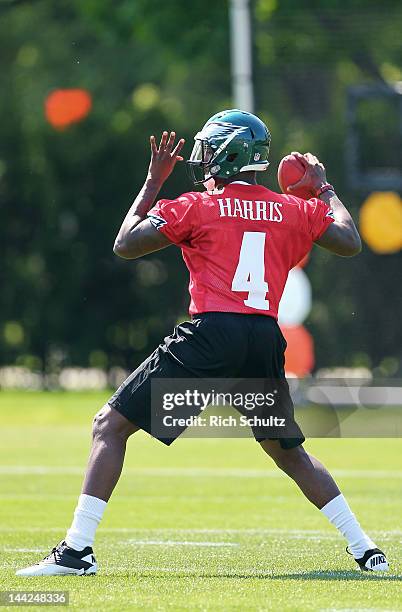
148, 131, 185, 185
287, 152, 328, 196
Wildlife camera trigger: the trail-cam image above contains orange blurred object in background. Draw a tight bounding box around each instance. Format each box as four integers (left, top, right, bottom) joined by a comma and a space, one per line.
45, 89, 92, 129
280, 324, 314, 377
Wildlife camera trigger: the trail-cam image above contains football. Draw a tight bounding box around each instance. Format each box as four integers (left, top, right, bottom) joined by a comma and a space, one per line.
277, 154, 313, 199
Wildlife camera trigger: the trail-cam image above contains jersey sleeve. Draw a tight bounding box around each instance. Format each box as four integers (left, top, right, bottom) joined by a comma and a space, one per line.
147, 192, 199, 246
303, 197, 335, 241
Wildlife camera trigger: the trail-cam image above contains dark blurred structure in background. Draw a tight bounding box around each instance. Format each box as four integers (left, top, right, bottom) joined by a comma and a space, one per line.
0, 0, 401, 386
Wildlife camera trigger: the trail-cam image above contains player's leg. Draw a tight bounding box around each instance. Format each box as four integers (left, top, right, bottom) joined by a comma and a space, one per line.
248, 316, 388, 571
16, 405, 138, 576
64, 405, 139, 550
16, 344, 169, 576
259, 439, 388, 571
79, 404, 139, 501
260, 439, 340, 508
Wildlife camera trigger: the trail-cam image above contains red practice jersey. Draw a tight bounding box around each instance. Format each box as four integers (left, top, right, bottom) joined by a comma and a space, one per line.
148, 182, 334, 319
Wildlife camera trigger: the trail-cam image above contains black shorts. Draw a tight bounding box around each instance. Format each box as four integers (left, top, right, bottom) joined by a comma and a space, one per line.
108, 312, 305, 449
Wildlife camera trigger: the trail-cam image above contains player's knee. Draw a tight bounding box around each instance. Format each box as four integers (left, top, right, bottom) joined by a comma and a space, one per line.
92, 404, 138, 441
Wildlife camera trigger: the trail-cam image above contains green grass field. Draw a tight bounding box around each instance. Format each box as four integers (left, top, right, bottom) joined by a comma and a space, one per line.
0, 391, 401, 611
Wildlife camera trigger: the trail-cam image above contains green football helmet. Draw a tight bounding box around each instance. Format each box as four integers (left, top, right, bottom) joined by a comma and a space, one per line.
187, 109, 271, 185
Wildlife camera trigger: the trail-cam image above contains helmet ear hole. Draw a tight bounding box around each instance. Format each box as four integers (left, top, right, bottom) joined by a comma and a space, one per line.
226, 153, 238, 163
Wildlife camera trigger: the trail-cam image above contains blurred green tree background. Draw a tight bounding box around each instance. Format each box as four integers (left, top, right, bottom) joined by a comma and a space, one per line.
0, 0, 401, 376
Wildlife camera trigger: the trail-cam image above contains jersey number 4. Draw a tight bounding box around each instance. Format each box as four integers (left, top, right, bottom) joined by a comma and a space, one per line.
231, 232, 269, 310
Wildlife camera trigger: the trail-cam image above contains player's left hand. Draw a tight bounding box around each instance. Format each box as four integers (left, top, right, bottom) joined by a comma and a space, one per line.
148, 131, 185, 184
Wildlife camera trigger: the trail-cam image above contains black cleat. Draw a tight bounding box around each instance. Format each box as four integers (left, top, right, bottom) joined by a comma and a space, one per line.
347, 546, 389, 572
16, 540, 97, 576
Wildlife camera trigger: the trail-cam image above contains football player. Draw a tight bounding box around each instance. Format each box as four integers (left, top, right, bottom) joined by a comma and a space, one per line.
17, 110, 388, 575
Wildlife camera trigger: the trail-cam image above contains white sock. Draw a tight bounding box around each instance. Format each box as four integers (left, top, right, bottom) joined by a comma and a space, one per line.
65, 494, 107, 551
321, 493, 376, 558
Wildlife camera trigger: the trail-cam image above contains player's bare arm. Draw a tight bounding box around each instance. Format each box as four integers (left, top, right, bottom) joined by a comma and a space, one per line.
288, 152, 362, 257
113, 131, 185, 259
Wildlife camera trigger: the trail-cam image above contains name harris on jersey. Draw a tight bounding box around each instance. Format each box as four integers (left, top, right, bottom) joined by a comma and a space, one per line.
217, 197, 283, 223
